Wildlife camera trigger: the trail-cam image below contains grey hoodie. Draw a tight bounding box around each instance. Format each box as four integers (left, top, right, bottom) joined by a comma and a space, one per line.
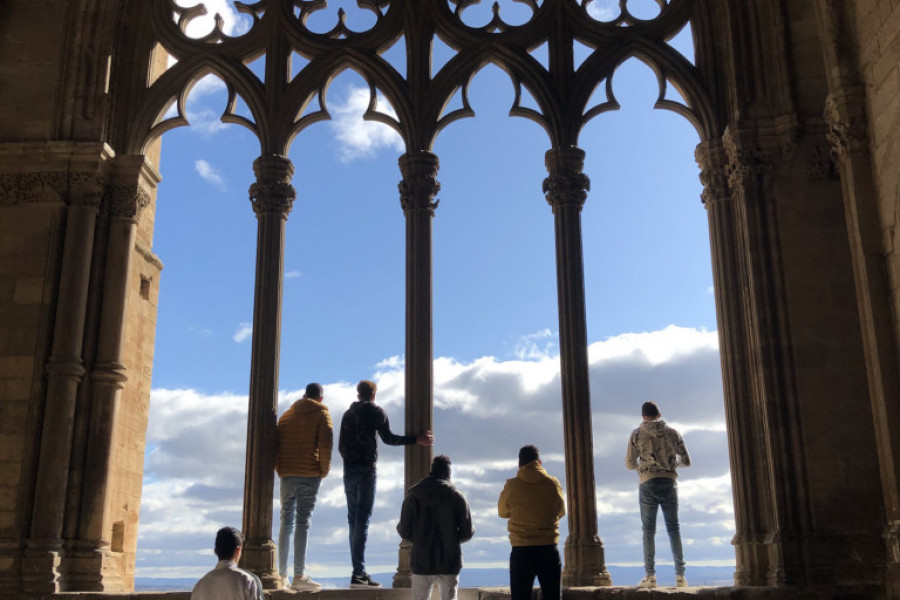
625, 419, 691, 484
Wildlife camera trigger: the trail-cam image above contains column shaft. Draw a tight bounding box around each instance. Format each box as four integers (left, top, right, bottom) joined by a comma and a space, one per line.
543, 146, 611, 587
71, 159, 152, 592
240, 156, 295, 589
394, 151, 439, 588
22, 188, 101, 594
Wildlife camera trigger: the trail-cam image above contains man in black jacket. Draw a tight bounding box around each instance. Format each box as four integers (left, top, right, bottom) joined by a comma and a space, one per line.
398, 455, 474, 600
340, 379, 432, 588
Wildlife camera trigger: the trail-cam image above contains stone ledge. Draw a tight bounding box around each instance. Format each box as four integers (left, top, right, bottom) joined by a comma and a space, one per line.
35, 585, 884, 600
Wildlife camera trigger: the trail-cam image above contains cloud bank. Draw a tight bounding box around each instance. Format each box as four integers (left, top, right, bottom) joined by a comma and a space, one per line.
137, 325, 733, 580
329, 86, 405, 163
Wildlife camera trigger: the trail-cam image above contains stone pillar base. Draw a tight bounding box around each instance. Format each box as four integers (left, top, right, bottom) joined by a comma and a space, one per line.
61, 547, 127, 592
884, 521, 900, 597
562, 535, 612, 587
20, 547, 62, 595
393, 539, 412, 588
240, 539, 280, 589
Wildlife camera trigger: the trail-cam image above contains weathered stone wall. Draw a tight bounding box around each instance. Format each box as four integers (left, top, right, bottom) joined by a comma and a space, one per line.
0, 202, 63, 587
850, 0, 900, 347
0, 0, 68, 141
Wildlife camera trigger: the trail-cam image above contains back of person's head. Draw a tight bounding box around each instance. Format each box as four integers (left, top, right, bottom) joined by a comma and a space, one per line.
357, 380, 377, 402
642, 401, 661, 419
518, 444, 540, 467
305, 382, 323, 400
214, 527, 243, 561
431, 454, 451, 479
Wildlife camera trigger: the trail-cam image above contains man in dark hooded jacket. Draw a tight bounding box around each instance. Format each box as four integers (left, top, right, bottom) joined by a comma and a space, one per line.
397, 455, 474, 600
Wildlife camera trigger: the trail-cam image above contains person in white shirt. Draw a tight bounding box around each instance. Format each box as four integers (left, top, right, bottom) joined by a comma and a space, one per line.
191, 527, 265, 600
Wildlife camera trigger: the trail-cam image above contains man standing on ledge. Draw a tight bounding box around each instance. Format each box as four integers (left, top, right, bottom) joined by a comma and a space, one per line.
276, 382, 332, 591
498, 445, 565, 600
191, 527, 263, 600
626, 400, 691, 588
398, 454, 475, 600
340, 379, 433, 588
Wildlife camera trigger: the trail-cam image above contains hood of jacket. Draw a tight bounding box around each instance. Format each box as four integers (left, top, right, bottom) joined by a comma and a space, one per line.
408, 476, 456, 506
516, 460, 553, 483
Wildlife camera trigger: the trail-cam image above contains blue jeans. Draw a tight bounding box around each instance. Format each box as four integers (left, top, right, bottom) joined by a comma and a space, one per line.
639, 478, 685, 576
344, 465, 376, 576
279, 476, 322, 578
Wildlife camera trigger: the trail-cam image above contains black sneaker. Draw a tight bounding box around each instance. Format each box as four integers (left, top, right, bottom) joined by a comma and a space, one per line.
350, 573, 381, 588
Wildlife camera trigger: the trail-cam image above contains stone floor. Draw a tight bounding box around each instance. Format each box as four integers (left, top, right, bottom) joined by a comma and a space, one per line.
39, 585, 885, 600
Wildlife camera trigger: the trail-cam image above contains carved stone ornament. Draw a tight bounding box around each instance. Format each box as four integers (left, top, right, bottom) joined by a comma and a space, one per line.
68, 173, 105, 209
722, 128, 779, 194
695, 143, 729, 206
824, 92, 869, 162
107, 185, 152, 219
249, 181, 296, 216
543, 146, 590, 209
0, 171, 69, 205
398, 152, 440, 215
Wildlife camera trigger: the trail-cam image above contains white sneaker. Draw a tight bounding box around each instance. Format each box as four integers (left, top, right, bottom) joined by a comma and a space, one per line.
637, 574, 657, 588
675, 574, 688, 588
291, 574, 322, 592
281, 576, 290, 589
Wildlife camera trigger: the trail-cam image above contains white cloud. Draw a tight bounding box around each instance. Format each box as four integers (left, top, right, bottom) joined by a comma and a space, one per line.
232, 322, 252, 342
194, 159, 226, 189
587, 0, 619, 22
330, 86, 405, 163
138, 326, 733, 579
176, 0, 251, 39
512, 328, 557, 360
285, 271, 302, 279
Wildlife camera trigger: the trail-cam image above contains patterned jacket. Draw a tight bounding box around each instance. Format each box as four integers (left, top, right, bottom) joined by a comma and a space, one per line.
625, 419, 691, 484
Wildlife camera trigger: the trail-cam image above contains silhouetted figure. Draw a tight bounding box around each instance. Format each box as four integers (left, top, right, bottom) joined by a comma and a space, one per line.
398, 454, 474, 600
276, 382, 332, 591
626, 401, 691, 588
339, 379, 433, 587
498, 445, 565, 600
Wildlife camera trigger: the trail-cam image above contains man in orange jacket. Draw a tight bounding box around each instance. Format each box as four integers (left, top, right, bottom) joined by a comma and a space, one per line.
276, 382, 333, 591
498, 445, 565, 600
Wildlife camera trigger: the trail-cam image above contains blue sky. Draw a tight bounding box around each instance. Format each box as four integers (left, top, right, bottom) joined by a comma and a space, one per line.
138, 0, 731, 585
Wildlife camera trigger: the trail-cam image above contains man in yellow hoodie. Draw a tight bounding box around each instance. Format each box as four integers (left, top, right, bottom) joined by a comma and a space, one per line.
275, 383, 333, 591
498, 445, 565, 600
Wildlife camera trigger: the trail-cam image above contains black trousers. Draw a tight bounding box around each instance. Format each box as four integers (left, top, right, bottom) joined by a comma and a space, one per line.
509, 545, 561, 600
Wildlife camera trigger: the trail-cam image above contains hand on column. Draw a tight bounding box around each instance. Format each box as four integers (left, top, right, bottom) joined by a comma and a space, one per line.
417, 430, 434, 446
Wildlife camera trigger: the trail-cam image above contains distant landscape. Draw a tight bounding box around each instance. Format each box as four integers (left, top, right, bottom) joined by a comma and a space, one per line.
136, 565, 735, 591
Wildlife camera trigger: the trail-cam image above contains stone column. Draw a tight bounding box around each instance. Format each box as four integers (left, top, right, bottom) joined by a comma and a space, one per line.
543, 145, 611, 587
393, 150, 439, 588
21, 175, 103, 595
696, 141, 772, 585
826, 88, 900, 596
71, 156, 154, 592
240, 155, 295, 589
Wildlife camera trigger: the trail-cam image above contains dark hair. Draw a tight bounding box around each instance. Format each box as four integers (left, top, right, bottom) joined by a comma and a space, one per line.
305, 382, 323, 399
642, 401, 661, 419
357, 380, 377, 402
518, 445, 540, 467
431, 454, 451, 479
214, 527, 243, 561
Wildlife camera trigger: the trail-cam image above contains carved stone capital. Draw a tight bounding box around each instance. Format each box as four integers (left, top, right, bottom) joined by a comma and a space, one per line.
398, 151, 440, 215
695, 141, 730, 206
250, 156, 296, 217
824, 88, 869, 161
723, 127, 779, 194
68, 173, 105, 209
106, 184, 151, 219
543, 146, 590, 209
